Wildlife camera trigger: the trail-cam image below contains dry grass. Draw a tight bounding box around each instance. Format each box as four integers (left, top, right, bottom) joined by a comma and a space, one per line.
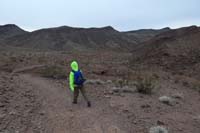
133, 71, 159, 94
38, 65, 67, 79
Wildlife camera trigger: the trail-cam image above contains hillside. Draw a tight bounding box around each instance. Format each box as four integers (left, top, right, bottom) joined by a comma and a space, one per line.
1, 24, 200, 133
0, 24, 28, 42
124, 27, 171, 43
0, 25, 174, 51
132, 25, 200, 78
1, 26, 139, 51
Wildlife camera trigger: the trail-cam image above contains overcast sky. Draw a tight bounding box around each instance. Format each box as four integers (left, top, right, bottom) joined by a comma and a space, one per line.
0, 0, 200, 31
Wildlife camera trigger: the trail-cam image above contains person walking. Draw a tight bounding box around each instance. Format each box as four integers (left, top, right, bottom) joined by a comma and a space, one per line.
69, 61, 91, 107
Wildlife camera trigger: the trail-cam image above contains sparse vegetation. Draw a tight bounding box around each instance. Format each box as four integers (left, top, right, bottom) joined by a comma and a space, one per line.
192, 82, 200, 93
38, 65, 67, 79
134, 73, 158, 94
116, 78, 128, 88
1, 24, 200, 132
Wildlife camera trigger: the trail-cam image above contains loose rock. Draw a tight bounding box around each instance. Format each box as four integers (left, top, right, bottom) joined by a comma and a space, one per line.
111, 87, 121, 93
172, 93, 184, 99
159, 96, 174, 106
107, 125, 123, 133
149, 126, 168, 133
85, 79, 105, 85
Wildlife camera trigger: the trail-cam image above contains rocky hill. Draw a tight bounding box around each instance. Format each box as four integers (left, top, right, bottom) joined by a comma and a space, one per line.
1, 24, 200, 133
0, 24, 174, 51
124, 27, 171, 43
1, 25, 139, 51
0, 24, 27, 42
132, 25, 200, 78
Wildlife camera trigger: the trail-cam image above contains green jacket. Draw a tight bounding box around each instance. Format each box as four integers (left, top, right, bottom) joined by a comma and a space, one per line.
69, 61, 79, 92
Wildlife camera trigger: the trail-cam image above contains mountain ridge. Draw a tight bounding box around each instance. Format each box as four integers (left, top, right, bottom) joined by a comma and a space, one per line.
0, 24, 199, 52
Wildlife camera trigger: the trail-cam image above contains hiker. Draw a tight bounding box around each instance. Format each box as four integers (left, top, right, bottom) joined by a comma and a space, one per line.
69, 61, 91, 107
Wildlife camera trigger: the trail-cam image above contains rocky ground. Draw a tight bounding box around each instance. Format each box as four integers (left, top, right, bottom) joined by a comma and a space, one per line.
0, 51, 200, 133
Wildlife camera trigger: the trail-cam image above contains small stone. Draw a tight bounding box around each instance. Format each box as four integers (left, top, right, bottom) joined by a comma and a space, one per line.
157, 120, 165, 125
106, 80, 112, 84
107, 90, 114, 95
141, 104, 151, 108
133, 121, 137, 125
107, 125, 122, 133
110, 101, 116, 108
0, 114, 6, 119
104, 95, 111, 98
122, 86, 135, 93
96, 79, 105, 85
39, 111, 45, 115
172, 93, 184, 99
0, 103, 5, 107
193, 115, 200, 121
9, 111, 17, 115
111, 87, 120, 93
159, 96, 174, 106
122, 109, 129, 113
85, 79, 105, 85
149, 126, 168, 133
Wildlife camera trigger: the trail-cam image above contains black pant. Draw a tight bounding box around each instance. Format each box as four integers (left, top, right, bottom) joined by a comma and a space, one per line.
73, 85, 90, 103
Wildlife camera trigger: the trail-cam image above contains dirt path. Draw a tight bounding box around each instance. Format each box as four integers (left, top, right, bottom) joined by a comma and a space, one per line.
18, 74, 130, 133
1, 71, 200, 133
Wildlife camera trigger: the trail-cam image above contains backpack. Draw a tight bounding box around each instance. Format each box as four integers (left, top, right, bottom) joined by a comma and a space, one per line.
72, 69, 85, 85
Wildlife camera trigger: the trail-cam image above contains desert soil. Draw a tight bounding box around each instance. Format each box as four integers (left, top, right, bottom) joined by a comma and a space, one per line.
0, 68, 200, 133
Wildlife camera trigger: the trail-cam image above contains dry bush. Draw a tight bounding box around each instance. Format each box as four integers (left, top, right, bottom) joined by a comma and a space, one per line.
115, 78, 129, 88
38, 65, 67, 79
134, 72, 158, 94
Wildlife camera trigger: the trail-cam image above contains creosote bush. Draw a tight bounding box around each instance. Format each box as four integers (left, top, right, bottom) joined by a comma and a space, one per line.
134, 73, 158, 94
116, 78, 129, 88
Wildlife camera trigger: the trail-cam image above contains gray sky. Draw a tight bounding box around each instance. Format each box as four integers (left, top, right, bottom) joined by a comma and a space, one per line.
0, 0, 200, 31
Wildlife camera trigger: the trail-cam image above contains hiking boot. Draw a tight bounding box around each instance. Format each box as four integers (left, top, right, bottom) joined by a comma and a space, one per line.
87, 102, 91, 107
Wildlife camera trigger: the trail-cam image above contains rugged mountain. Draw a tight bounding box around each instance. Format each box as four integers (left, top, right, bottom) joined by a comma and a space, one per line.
2, 26, 138, 51
132, 25, 200, 77
0, 24, 28, 42
124, 27, 171, 43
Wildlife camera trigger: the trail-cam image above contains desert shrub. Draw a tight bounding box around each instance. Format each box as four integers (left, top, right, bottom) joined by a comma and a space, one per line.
134, 73, 158, 94
39, 65, 67, 79
114, 78, 129, 88
192, 82, 200, 93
